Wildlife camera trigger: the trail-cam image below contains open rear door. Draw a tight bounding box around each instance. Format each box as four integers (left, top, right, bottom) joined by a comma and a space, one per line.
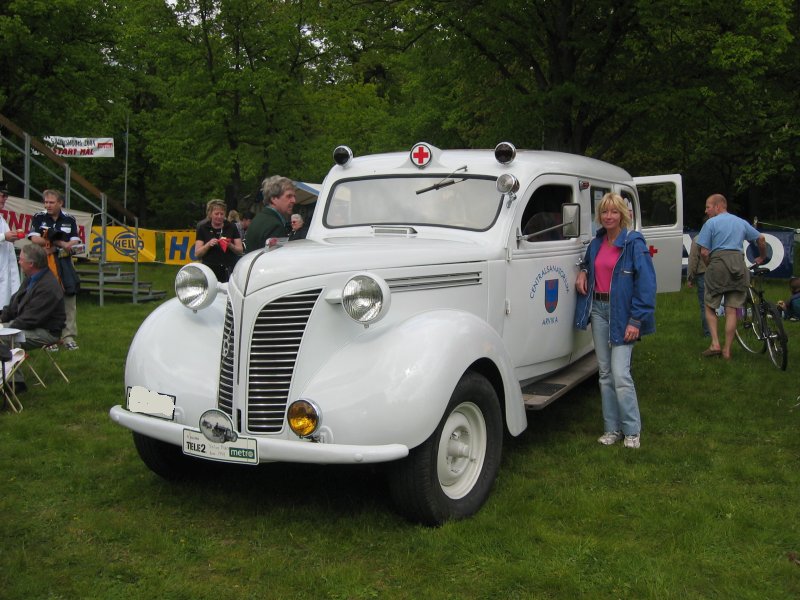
634, 174, 683, 293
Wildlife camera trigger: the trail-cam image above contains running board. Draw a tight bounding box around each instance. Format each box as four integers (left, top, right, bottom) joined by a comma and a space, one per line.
521, 352, 598, 410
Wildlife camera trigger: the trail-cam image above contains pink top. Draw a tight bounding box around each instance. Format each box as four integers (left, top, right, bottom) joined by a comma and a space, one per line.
594, 241, 621, 293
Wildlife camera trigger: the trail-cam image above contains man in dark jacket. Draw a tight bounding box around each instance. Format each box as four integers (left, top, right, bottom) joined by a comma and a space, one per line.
1, 244, 66, 389
244, 176, 297, 252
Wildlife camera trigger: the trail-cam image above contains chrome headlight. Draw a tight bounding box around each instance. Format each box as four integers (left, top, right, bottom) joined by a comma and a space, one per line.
496, 173, 520, 194
341, 273, 391, 325
175, 263, 220, 311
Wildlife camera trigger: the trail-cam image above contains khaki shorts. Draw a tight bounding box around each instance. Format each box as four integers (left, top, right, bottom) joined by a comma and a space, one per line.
705, 289, 746, 310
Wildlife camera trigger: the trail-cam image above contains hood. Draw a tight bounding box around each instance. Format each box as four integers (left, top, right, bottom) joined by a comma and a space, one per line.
233, 236, 497, 294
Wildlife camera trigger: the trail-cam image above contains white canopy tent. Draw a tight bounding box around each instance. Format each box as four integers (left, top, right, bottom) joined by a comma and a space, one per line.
294, 181, 320, 205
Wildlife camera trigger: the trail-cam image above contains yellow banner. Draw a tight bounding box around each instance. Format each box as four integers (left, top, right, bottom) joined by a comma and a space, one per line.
86, 227, 201, 264
89, 227, 157, 262
163, 230, 198, 265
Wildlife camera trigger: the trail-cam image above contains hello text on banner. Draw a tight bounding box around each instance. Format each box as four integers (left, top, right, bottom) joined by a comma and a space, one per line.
89, 227, 198, 264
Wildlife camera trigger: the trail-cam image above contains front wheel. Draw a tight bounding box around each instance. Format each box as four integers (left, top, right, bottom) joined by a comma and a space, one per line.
388, 371, 503, 526
735, 290, 766, 354
765, 305, 788, 371
132, 432, 211, 480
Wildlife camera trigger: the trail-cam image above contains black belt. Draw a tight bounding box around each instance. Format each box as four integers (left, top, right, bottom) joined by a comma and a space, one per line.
593, 292, 610, 302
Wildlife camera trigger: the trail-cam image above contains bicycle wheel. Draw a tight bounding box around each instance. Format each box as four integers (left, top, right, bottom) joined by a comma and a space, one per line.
765, 304, 788, 371
735, 289, 766, 354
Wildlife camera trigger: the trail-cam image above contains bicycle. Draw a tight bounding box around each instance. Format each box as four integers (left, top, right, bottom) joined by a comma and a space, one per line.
735, 266, 788, 370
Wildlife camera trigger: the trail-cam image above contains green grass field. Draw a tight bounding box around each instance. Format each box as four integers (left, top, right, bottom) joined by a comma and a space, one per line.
1, 264, 798, 599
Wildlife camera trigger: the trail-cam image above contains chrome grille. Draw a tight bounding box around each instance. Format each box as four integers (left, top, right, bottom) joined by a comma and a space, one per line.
247, 289, 321, 433
217, 300, 235, 416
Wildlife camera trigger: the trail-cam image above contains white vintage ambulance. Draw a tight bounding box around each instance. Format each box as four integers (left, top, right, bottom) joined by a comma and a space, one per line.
110, 142, 682, 525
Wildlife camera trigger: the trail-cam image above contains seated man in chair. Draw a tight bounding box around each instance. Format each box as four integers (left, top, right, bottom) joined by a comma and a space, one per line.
0, 244, 66, 391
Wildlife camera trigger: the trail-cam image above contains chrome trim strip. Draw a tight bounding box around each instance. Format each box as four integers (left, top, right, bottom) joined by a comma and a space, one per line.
386, 272, 482, 292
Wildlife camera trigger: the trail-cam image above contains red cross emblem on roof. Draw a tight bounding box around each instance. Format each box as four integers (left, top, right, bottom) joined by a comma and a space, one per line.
410, 143, 432, 168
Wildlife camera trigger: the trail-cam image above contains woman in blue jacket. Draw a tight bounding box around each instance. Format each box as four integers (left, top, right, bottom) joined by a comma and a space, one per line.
575, 193, 656, 449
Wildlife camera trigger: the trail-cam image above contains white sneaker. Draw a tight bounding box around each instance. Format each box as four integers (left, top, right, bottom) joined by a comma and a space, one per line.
597, 431, 623, 445
623, 434, 641, 449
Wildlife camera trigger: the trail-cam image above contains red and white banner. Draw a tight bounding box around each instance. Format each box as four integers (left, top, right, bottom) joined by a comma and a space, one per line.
43, 136, 115, 158
1, 195, 94, 256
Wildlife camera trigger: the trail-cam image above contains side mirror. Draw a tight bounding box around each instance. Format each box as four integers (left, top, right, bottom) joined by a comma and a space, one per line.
518, 202, 581, 243
562, 203, 580, 238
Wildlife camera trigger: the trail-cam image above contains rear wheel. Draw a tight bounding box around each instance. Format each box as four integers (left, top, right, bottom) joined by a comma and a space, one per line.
735, 290, 765, 354
765, 305, 788, 371
388, 372, 503, 526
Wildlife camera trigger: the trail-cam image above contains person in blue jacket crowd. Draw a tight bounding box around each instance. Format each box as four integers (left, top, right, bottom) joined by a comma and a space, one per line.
575, 192, 657, 449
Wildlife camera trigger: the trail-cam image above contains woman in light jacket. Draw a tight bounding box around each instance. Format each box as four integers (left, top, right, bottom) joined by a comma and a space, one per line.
574, 193, 656, 449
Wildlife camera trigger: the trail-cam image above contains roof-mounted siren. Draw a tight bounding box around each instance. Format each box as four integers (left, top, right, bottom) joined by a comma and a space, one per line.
333, 145, 354, 167
494, 141, 516, 165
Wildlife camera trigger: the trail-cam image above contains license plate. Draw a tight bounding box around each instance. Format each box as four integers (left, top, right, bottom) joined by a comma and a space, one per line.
127, 386, 175, 419
182, 429, 258, 464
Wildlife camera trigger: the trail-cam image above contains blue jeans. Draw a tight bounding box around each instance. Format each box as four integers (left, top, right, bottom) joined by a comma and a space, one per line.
695, 274, 710, 336
590, 301, 641, 436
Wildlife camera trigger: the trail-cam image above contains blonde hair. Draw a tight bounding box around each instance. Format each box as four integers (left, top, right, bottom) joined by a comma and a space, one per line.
595, 192, 632, 230
205, 199, 227, 217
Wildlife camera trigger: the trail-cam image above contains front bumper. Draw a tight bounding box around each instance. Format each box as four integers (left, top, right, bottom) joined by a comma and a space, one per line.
109, 405, 409, 465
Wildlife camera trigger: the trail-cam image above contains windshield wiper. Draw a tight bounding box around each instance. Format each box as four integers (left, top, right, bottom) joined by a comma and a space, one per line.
416, 165, 468, 195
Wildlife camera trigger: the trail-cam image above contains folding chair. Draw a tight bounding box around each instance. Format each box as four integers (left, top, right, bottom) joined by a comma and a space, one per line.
2, 347, 27, 413
0, 327, 66, 390
35, 342, 70, 384
21, 344, 69, 387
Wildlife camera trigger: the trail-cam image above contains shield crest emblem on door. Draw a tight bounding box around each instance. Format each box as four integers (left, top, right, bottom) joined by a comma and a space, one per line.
545, 279, 558, 313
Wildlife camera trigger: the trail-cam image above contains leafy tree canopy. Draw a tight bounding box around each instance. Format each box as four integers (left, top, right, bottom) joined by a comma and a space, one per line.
1, 0, 798, 227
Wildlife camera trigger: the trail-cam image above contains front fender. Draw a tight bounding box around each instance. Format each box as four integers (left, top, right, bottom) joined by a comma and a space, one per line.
124, 294, 227, 426
300, 310, 526, 449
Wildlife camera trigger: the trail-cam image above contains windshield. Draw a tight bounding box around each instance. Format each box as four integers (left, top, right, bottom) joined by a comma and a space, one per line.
323, 175, 501, 231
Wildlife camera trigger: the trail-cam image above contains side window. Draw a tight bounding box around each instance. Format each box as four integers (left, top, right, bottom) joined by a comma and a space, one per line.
590, 186, 611, 234
638, 181, 677, 227
620, 189, 637, 228
520, 184, 573, 241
